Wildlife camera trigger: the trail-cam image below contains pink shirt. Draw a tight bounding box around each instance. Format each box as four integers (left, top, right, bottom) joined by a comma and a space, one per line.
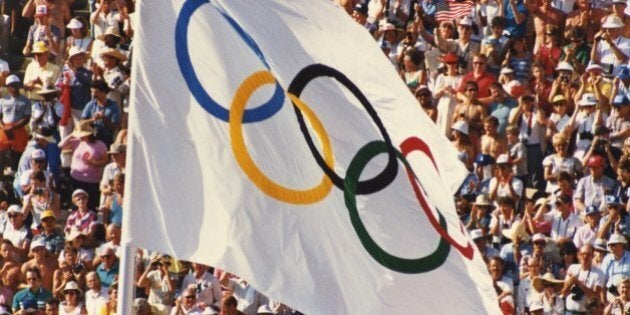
69, 139, 107, 183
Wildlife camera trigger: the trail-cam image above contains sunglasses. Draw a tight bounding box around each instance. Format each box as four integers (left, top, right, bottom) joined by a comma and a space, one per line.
74, 196, 87, 200
101, 254, 113, 259
473, 61, 485, 65
184, 295, 196, 299
466, 88, 478, 92
8, 214, 19, 218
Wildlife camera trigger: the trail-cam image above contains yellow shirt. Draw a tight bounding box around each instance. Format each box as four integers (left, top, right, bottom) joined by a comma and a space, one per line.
23, 60, 60, 101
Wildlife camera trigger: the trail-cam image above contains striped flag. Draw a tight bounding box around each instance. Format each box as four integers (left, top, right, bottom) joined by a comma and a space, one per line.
435, 0, 474, 22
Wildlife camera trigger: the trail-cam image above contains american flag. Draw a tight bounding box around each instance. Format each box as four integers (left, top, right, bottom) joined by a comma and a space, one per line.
434, 0, 474, 22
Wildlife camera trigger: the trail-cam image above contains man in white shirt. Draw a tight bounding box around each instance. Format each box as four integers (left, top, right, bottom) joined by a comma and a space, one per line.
85, 271, 108, 315
561, 244, 605, 314
594, 15, 630, 76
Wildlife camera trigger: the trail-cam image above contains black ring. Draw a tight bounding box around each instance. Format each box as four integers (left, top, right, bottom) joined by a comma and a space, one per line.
287, 64, 398, 195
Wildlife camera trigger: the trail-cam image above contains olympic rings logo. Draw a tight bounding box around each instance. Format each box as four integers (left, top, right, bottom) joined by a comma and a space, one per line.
175, 0, 474, 273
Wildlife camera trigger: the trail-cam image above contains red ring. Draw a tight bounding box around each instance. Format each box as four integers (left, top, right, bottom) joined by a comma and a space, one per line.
400, 137, 474, 260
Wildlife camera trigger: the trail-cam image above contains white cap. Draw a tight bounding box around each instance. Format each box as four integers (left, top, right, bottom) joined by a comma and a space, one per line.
555, 61, 574, 72
7, 204, 22, 214
500, 67, 514, 75
532, 233, 547, 243
586, 63, 604, 72
68, 46, 86, 59
66, 18, 82, 29
459, 16, 474, 26
451, 120, 469, 135
578, 93, 598, 106
470, 229, 484, 240
5, 74, 20, 86
72, 189, 88, 198
30, 238, 46, 251
602, 15, 624, 28
496, 154, 511, 165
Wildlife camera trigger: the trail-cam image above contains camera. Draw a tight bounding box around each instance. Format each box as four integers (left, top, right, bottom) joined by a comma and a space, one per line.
579, 131, 594, 141
72, 263, 84, 274
520, 135, 529, 145
595, 35, 603, 41
33, 187, 45, 195
608, 284, 620, 296
571, 285, 585, 301
560, 74, 570, 83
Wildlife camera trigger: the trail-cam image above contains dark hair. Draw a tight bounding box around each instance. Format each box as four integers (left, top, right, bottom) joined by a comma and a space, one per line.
30, 170, 46, 183
1, 239, 13, 248
404, 48, 425, 67
557, 171, 574, 183
91, 80, 110, 93
497, 196, 515, 208
465, 80, 479, 90
45, 298, 60, 307
484, 116, 499, 126
222, 295, 238, 307
491, 16, 507, 28
25, 267, 42, 279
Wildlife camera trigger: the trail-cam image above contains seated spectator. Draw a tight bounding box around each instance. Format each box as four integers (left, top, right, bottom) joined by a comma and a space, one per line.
52, 244, 86, 297
574, 155, 619, 214
543, 133, 583, 194
498, 221, 532, 286
59, 281, 87, 314
534, 194, 583, 242
33, 210, 64, 257
80, 80, 121, 148
574, 205, 604, 248
21, 238, 57, 292
532, 272, 565, 314
466, 194, 495, 233
601, 234, 630, 302
603, 277, 630, 314
64, 189, 97, 237
470, 229, 499, 262
488, 256, 515, 314
95, 245, 118, 289
220, 274, 268, 315
180, 262, 222, 308
23, 42, 61, 102
96, 281, 117, 315
137, 254, 174, 315
63, 17, 93, 58
13, 126, 57, 199
4, 205, 32, 261
58, 122, 109, 210
85, 271, 108, 315
516, 255, 543, 314
489, 155, 524, 202
169, 287, 203, 315
560, 245, 605, 314
0, 75, 32, 171
12, 267, 53, 313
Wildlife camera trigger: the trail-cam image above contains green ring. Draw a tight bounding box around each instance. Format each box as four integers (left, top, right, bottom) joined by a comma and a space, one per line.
344, 140, 450, 273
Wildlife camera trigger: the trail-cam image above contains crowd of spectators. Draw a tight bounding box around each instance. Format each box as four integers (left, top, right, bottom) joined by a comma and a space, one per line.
0, 0, 305, 314
338, 0, 630, 313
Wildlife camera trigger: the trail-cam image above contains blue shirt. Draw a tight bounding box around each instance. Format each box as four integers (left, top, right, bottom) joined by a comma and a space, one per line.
12, 287, 52, 312
601, 251, 630, 287
490, 98, 518, 136
502, 0, 528, 38
81, 99, 120, 145
96, 261, 119, 288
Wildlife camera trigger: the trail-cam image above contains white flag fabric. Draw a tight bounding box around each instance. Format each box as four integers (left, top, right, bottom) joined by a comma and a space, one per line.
125, 0, 500, 314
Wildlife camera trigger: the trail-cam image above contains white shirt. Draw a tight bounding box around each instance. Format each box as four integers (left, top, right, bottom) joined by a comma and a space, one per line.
597, 36, 630, 76
85, 287, 109, 315
180, 272, 222, 307
543, 210, 583, 241
564, 264, 605, 312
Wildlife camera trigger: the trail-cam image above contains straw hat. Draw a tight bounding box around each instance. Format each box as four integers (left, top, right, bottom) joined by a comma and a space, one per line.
36, 83, 59, 96
533, 273, 564, 292
100, 48, 127, 62
72, 120, 94, 138
97, 26, 121, 41
501, 221, 530, 242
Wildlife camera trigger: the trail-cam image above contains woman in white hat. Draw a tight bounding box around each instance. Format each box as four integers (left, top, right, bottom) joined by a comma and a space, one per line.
59, 281, 87, 315
63, 17, 93, 58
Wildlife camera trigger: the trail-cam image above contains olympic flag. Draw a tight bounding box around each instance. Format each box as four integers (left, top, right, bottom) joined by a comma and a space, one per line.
125, 0, 500, 313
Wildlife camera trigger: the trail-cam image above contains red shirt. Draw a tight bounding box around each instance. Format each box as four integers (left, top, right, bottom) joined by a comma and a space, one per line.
457, 71, 497, 99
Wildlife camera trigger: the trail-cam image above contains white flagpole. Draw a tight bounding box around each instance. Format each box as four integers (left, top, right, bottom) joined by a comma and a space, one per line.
117, 242, 135, 315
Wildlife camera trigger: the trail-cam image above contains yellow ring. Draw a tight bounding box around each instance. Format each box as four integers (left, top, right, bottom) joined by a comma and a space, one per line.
229, 71, 334, 204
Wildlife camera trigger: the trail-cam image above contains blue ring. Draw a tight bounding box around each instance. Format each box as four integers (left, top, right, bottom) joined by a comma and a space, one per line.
175, 0, 284, 123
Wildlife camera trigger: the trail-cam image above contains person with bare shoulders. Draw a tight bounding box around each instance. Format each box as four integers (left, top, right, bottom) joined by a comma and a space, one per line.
610, 0, 630, 38
453, 81, 488, 139
527, 0, 565, 54
22, 0, 70, 37
565, 0, 606, 42
52, 244, 86, 297
414, 86, 437, 122
21, 238, 58, 292
456, 53, 497, 105
481, 116, 506, 158
0, 240, 19, 283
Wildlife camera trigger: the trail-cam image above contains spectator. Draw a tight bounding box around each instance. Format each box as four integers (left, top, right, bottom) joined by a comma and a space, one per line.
52, 244, 86, 297
180, 262, 222, 309
84, 271, 108, 315
95, 245, 118, 289
22, 5, 62, 56
21, 238, 57, 292
80, 80, 121, 147
12, 267, 53, 313
574, 155, 619, 213
574, 205, 604, 248
0, 74, 32, 171
137, 254, 174, 315
22, 41, 61, 101
561, 244, 605, 314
